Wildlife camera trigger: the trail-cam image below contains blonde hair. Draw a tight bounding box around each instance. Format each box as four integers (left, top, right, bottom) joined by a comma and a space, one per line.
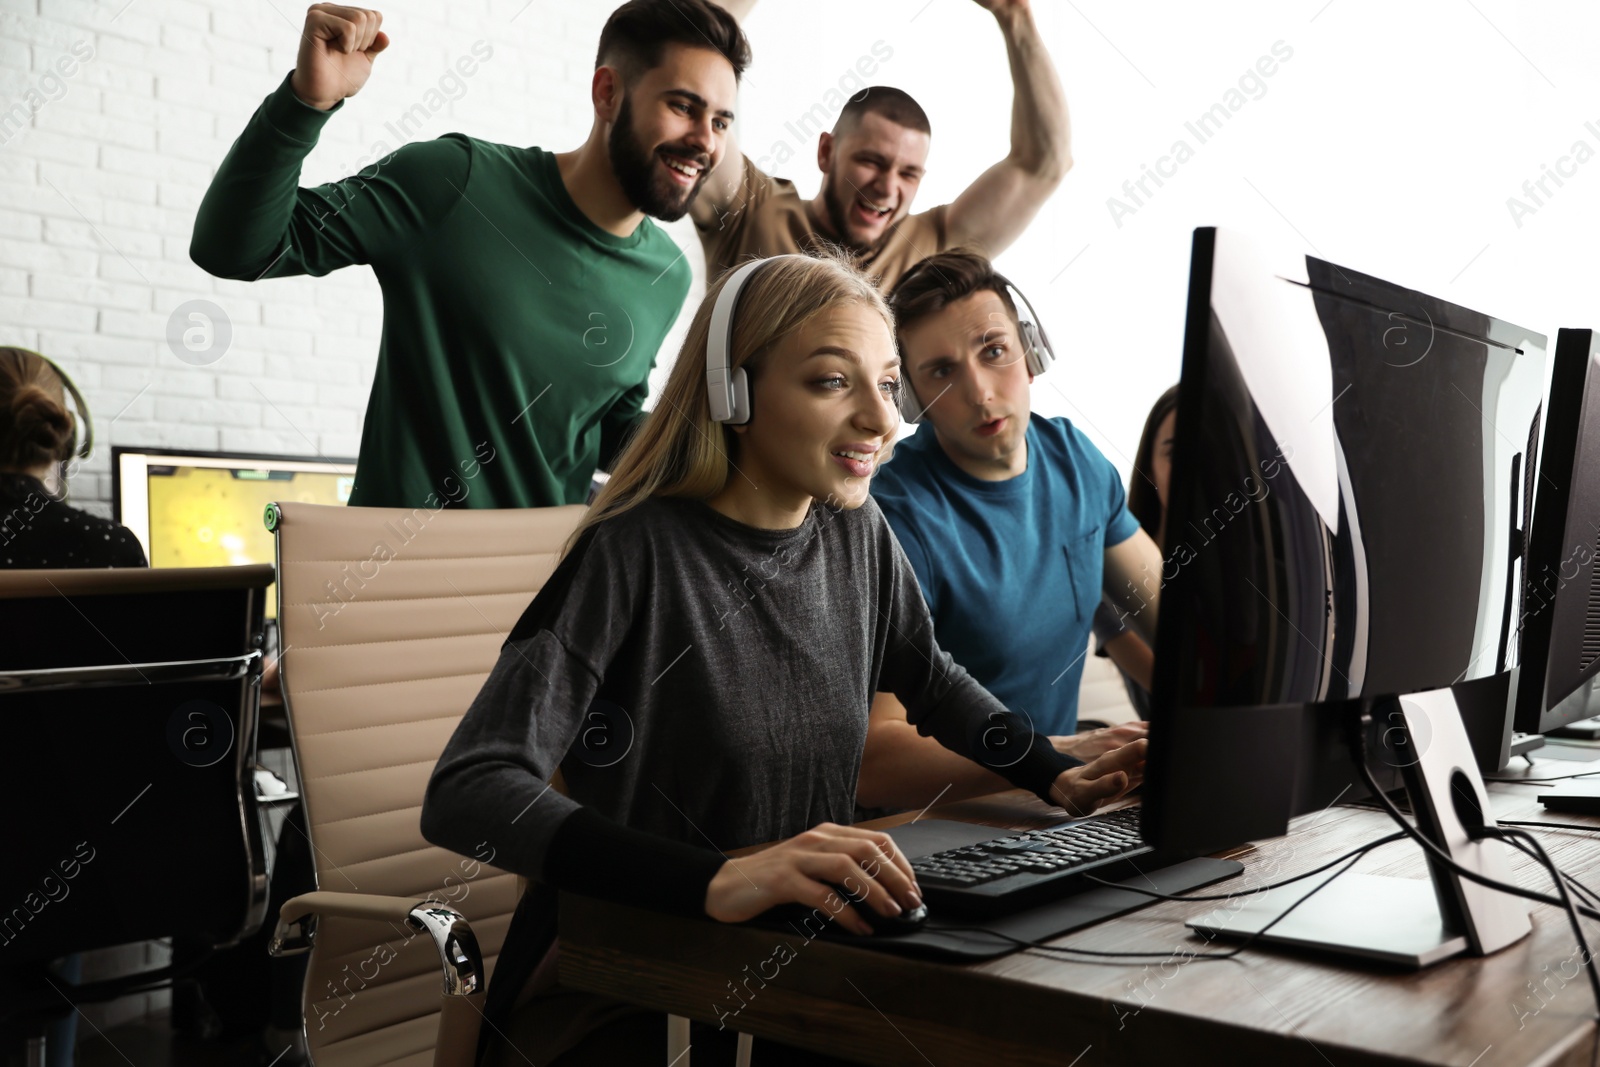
570, 251, 893, 551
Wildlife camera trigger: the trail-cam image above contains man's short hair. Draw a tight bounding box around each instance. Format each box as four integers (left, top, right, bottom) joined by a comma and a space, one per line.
833, 86, 931, 138
887, 250, 1018, 339
596, 0, 751, 85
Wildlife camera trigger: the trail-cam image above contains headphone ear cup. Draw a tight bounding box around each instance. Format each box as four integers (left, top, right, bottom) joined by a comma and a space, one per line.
1021, 321, 1053, 376
728, 367, 751, 425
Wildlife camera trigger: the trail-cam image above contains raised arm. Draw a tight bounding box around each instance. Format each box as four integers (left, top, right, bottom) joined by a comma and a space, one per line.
190, 5, 467, 280
945, 0, 1072, 256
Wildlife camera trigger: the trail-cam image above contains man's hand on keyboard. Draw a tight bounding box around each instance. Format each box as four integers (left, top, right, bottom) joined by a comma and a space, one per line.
1053, 721, 1148, 763
1047, 738, 1146, 817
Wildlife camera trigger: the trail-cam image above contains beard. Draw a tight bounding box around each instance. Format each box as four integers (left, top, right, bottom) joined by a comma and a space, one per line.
608, 95, 709, 223
821, 172, 878, 256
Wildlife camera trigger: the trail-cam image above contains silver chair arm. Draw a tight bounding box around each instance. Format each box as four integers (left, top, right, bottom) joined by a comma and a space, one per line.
270, 890, 484, 998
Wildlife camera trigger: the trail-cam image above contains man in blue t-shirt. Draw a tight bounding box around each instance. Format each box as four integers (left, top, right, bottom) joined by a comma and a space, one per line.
860, 250, 1162, 810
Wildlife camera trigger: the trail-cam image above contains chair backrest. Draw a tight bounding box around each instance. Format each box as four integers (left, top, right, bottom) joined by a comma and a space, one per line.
267, 502, 584, 1065
0, 566, 272, 969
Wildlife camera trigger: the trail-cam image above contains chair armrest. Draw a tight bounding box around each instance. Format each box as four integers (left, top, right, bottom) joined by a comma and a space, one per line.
271, 891, 485, 998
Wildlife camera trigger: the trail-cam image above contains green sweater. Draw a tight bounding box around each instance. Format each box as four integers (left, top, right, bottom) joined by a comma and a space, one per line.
192, 74, 691, 509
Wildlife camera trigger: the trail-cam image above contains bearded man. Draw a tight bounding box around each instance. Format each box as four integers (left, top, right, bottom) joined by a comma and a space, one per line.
192, 0, 748, 508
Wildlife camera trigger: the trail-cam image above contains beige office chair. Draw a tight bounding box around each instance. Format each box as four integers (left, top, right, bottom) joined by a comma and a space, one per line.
265, 501, 747, 1067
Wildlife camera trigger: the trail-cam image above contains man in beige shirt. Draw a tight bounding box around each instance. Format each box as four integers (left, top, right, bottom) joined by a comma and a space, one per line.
689, 0, 1071, 291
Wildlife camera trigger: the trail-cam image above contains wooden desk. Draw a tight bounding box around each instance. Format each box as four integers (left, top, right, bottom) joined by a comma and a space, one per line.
558, 765, 1600, 1066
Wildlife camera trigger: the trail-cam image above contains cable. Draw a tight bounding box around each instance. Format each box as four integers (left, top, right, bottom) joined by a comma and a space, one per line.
1349, 731, 1583, 916
1503, 833, 1600, 913
931, 846, 1371, 963
923, 833, 1409, 961
1079, 831, 1407, 902
1501, 818, 1600, 835
1484, 826, 1600, 1017
1484, 767, 1600, 784
1348, 721, 1600, 1019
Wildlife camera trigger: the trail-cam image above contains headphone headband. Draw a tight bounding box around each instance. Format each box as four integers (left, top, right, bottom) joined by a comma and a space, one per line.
705, 255, 811, 425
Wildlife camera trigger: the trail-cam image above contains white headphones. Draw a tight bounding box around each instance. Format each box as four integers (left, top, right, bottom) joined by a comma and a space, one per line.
706, 255, 812, 424
894, 267, 1056, 425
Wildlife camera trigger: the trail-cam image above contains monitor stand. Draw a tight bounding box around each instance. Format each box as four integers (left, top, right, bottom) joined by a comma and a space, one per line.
1508, 731, 1547, 760
1187, 688, 1532, 968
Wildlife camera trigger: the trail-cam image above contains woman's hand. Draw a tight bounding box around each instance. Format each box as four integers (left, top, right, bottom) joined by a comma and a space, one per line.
1053, 721, 1148, 763
704, 822, 920, 936
1048, 738, 1147, 817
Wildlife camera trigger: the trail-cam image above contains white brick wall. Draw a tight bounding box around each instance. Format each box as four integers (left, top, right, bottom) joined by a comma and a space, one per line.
0, 0, 703, 518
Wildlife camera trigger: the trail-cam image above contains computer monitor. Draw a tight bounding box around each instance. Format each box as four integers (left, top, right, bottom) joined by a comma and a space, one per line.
1140, 229, 1544, 963
1513, 328, 1600, 736
113, 447, 356, 619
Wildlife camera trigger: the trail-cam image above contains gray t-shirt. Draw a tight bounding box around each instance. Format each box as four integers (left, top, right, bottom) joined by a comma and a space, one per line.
421, 493, 1075, 1058
424, 492, 1073, 888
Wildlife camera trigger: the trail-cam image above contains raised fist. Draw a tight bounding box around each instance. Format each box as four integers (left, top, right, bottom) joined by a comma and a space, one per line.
289, 4, 389, 111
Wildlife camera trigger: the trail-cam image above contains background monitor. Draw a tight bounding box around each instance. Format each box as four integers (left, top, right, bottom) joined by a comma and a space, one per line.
1513, 328, 1600, 735
1143, 228, 1548, 856
113, 447, 356, 619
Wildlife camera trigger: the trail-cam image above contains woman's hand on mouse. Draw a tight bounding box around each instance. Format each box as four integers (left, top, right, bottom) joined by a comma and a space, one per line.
1048, 738, 1147, 816
704, 822, 920, 936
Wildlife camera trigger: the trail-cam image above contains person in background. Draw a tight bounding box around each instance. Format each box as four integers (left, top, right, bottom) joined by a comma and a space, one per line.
690, 0, 1072, 292
0, 346, 144, 1066
191, 0, 749, 509
861, 251, 1160, 812
1091, 384, 1178, 719
0, 347, 145, 570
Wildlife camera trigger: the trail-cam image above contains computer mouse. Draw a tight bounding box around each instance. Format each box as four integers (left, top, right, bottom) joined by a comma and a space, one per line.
829, 883, 929, 936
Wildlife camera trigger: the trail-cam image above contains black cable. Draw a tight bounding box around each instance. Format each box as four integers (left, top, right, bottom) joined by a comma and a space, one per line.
1501, 818, 1600, 835
1484, 767, 1600, 784
1349, 723, 1600, 1021
1350, 733, 1581, 916
933, 846, 1371, 962
1504, 834, 1600, 914
1079, 831, 1407, 902
1484, 826, 1600, 1018
928, 838, 1401, 966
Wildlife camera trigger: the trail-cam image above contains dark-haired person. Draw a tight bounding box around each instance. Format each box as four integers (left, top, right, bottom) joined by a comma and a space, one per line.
192, 1, 750, 508
1090, 384, 1178, 718
0, 347, 145, 570
858, 251, 1160, 810
690, 0, 1071, 291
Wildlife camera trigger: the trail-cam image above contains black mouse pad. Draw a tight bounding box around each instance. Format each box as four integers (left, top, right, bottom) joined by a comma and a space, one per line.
749, 849, 1246, 962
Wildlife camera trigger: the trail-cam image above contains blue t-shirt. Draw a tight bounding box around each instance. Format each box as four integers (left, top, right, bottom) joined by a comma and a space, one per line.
871, 416, 1141, 736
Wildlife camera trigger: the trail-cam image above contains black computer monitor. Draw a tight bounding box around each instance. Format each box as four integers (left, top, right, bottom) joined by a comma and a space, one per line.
1143, 228, 1547, 859
1513, 328, 1600, 735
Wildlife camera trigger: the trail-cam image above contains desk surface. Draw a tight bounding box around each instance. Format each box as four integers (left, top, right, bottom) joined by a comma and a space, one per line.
558, 759, 1600, 1067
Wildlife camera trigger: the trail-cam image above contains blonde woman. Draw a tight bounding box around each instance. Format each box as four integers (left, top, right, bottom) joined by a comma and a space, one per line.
421, 252, 1145, 1065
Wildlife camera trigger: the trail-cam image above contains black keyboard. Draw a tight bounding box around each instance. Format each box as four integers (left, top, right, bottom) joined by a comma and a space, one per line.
910, 806, 1159, 915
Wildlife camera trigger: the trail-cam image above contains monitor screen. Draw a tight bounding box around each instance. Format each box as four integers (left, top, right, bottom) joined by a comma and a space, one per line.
1156, 229, 1546, 711
1515, 327, 1600, 733
113, 448, 356, 619
1143, 228, 1547, 854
